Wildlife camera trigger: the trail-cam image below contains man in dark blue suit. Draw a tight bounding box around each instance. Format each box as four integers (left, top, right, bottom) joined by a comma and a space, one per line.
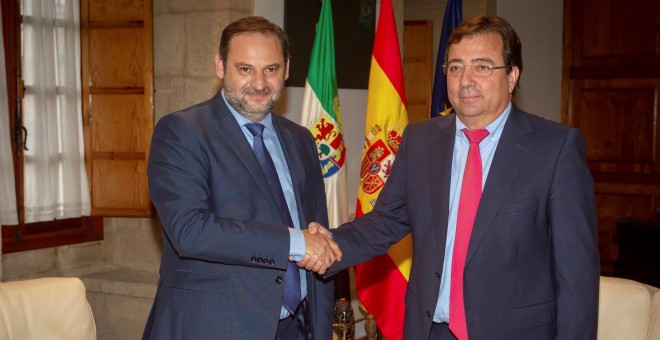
307, 15, 599, 339
143, 16, 341, 340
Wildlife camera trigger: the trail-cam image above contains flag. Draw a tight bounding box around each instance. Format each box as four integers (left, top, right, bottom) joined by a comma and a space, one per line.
354, 0, 411, 338
430, 0, 462, 118
300, 0, 348, 230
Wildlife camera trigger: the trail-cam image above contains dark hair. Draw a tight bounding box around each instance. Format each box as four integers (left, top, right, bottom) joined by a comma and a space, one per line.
218, 16, 289, 69
445, 15, 523, 95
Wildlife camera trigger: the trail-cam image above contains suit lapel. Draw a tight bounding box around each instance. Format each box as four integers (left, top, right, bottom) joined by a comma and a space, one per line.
211, 94, 282, 220
466, 107, 533, 264
430, 115, 457, 258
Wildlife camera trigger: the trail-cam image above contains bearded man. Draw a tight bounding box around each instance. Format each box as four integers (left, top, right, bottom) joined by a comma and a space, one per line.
142, 16, 341, 340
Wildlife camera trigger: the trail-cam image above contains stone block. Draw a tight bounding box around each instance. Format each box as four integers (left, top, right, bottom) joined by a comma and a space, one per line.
152, 0, 170, 15
58, 242, 106, 270
169, 0, 230, 13
229, 0, 253, 12
154, 14, 185, 76
154, 87, 171, 122
184, 77, 222, 108
111, 216, 143, 229
154, 73, 176, 93
86, 290, 153, 340
185, 11, 229, 78
113, 218, 162, 273
229, 9, 253, 23
83, 270, 158, 339
83, 270, 158, 299
98, 217, 118, 266
169, 76, 186, 112
2, 248, 58, 281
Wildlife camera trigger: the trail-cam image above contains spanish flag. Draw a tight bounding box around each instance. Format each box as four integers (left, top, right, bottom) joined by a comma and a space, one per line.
354, 0, 411, 338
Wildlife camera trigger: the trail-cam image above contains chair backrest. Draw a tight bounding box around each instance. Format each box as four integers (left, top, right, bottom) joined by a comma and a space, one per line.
598, 276, 659, 340
0, 277, 97, 340
648, 288, 660, 340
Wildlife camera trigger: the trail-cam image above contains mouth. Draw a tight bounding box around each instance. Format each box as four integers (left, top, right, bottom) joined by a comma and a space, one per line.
459, 95, 480, 102
245, 89, 271, 97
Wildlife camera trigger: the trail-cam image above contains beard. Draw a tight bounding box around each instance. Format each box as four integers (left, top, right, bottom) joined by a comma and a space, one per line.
223, 79, 281, 120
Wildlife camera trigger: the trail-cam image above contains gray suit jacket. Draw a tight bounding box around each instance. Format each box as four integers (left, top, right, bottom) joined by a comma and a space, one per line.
328, 106, 599, 339
143, 91, 333, 339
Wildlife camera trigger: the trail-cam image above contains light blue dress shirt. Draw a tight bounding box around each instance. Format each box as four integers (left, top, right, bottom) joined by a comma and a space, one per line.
222, 91, 306, 319
433, 103, 512, 323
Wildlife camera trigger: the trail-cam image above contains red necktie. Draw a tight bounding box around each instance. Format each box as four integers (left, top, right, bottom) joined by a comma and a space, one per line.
449, 128, 489, 340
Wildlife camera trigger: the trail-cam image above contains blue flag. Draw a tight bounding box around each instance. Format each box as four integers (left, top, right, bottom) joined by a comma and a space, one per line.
430, 0, 462, 118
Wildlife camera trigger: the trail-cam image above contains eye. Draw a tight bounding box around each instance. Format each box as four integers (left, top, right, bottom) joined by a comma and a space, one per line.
474, 64, 492, 71
265, 67, 278, 73
238, 66, 251, 73
448, 64, 462, 73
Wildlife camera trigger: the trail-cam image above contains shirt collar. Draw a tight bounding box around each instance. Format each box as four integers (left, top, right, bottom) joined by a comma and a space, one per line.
221, 89, 275, 133
455, 102, 512, 138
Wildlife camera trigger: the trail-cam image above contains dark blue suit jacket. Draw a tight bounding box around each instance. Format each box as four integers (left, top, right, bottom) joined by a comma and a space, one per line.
143, 91, 333, 339
328, 106, 599, 339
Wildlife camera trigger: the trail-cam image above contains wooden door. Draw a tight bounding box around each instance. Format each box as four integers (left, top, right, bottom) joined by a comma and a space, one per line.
403, 20, 433, 123
562, 0, 660, 274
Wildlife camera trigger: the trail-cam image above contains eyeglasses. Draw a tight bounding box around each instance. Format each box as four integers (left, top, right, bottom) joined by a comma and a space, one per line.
442, 63, 509, 77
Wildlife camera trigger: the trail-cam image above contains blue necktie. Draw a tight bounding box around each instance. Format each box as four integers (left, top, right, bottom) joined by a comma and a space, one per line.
245, 122, 302, 314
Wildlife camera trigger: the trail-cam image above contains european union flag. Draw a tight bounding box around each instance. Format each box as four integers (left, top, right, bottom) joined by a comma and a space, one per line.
430, 0, 462, 118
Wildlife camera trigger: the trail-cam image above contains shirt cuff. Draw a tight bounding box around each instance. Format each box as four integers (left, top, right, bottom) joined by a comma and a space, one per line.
289, 228, 305, 261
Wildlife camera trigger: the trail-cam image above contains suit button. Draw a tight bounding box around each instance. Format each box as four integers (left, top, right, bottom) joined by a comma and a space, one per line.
257, 257, 263, 263
426, 311, 431, 318
435, 272, 441, 279
251, 256, 257, 263
276, 276, 283, 284
269, 260, 275, 265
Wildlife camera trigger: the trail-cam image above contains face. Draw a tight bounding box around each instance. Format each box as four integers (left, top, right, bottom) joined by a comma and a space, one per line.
215, 32, 289, 122
446, 32, 519, 129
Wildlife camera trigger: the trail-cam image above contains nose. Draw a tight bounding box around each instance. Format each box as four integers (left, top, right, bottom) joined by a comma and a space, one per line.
251, 72, 266, 90
459, 67, 475, 88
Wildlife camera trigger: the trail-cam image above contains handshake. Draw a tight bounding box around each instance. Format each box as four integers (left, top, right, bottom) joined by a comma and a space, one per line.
290, 222, 341, 275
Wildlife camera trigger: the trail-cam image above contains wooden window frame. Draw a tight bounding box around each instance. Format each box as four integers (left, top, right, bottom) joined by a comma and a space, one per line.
1, 0, 103, 254
2, 0, 154, 254
2, 217, 103, 253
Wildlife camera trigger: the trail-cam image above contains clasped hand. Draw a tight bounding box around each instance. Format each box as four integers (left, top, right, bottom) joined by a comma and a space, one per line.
289, 222, 341, 274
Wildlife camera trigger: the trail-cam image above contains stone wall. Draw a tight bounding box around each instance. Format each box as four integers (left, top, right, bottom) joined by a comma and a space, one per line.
154, 0, 252, 122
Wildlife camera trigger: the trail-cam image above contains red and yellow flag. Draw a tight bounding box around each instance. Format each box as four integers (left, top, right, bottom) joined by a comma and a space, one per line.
354, 0, 412, 338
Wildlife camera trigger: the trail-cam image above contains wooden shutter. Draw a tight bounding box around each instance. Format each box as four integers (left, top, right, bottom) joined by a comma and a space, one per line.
81, 0, 154, 216
562, 0, 660, 274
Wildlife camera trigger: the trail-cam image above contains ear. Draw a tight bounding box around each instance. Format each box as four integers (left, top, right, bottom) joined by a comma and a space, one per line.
215, 53, 225, 80
508, 66, 520, 94
284, 57, 290, 81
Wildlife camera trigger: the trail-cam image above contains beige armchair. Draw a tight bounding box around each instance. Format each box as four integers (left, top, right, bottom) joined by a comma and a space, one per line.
598, 276, 660, 340
0, 277, 96, 340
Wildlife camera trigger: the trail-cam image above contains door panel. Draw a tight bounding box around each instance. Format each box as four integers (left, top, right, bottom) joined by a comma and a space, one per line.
403, 20, 433, 123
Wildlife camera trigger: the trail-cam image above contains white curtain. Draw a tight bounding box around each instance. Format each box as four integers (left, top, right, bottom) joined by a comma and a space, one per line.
0, 5, 19, 226
21, 0, 90, 223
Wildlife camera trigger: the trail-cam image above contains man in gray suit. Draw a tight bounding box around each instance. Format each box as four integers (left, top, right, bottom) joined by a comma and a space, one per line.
143, 16, 341, 339
306, 15, 599, 339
